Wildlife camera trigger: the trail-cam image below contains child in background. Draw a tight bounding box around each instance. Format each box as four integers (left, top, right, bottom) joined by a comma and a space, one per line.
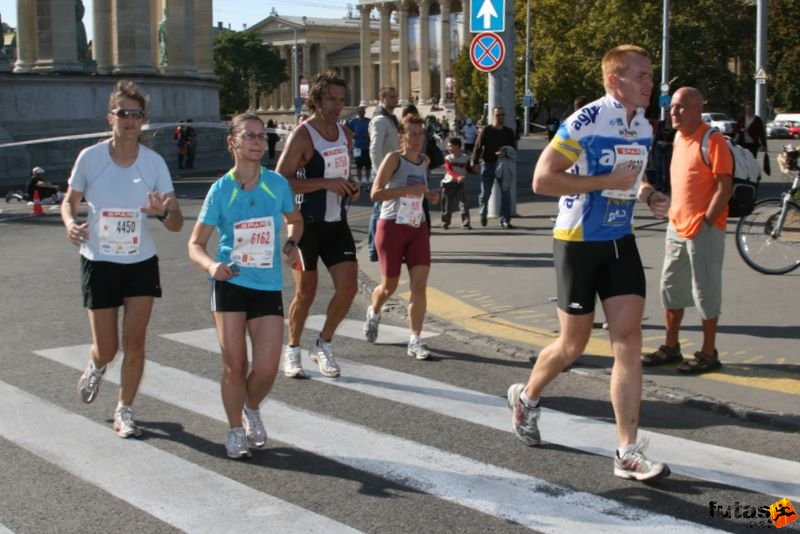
441, 137, 472, 230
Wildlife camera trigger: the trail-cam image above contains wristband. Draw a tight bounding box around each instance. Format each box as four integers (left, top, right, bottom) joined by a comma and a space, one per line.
157, 208, 170, 222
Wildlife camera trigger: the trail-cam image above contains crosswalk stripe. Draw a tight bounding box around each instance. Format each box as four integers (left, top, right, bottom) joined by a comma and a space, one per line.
0, 523, 13, 533
161, 327, 800, 501
33, 344, 715, 532
0, 380, 359, 534
302, 316, 440, 344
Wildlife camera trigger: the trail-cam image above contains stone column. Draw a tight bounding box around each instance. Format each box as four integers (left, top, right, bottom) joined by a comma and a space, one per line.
319, 44, 328, 74
149, 0, 163, 70
164, 0, 196, 76
302, 42, 312, 82
358, 4, 373, 105
461, 0, 469, 49
33, 0, 82, 73
194, 0, 214, 78
13, 0, 38, 73
417, 0, 431, 103
281, 45, 291, 110
439, 1, 451, 104
378, 3, 392, 91
112, 1, 156, 74
398, 0, 410, 105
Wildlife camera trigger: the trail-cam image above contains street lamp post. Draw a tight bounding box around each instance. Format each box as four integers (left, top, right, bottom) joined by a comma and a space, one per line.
292, 28, 300, 118
523, 0, 531, 136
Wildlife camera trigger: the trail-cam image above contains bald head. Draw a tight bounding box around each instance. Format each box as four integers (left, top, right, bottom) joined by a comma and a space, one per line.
670, 86, 705, 135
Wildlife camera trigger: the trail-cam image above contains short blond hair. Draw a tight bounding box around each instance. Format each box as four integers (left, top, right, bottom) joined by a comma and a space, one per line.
602, 45, 650, 90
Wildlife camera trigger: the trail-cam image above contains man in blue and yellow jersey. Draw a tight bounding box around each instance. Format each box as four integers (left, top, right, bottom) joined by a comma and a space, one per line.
506, 45, 672, 482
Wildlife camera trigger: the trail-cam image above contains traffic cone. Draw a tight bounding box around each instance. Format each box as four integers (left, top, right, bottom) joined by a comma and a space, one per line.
31, 190, 44, 216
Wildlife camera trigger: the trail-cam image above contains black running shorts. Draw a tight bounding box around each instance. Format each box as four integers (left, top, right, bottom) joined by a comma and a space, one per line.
296, 220, 357, 272
80, 255, 162, 309
210, 280, 284, 320
553, 235, 646, 315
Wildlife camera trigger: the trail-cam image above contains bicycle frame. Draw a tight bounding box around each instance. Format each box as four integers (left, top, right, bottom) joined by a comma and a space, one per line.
771, 173, 800, 239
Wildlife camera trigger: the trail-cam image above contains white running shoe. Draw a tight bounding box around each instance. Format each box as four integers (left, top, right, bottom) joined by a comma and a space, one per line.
113, 406, 142, 438
506, 383, 541, 446
225, 427, 251, 459
242, 406, 267, 449
613, 438, 670, 481
312, 338, 341, 378
77, 359, 105, 404
283, 346, 305, 378
364, 306, 381, 343
407, 338, 431, 360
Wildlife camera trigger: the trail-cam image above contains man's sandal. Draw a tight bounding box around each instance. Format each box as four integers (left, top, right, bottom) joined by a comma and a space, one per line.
676, 350, 722, 375
641, 344, 683, 367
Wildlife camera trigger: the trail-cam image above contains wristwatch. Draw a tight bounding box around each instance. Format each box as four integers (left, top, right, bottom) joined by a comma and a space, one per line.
157, 208, 170, 222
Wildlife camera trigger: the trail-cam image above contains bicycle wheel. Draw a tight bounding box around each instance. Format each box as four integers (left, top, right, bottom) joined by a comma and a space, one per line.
736, 199, 800, 274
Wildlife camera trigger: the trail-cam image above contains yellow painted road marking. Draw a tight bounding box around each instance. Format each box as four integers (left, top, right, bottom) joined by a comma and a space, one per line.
405, 285, 800, 398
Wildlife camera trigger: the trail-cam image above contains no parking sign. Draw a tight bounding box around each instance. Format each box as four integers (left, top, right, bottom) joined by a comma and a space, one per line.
469, 32, 505, 73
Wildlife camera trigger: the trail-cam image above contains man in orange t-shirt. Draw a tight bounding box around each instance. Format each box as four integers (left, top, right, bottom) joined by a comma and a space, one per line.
640, 87, 732, 374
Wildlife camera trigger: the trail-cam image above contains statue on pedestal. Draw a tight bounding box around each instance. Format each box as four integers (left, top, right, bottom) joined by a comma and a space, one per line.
75, 0, 90, 64
158, 9, 168, 66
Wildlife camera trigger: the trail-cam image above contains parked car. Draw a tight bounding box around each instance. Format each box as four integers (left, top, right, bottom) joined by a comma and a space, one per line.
767, 120, 791, 139
786, 121, 800, 139
701, 112, 737, 135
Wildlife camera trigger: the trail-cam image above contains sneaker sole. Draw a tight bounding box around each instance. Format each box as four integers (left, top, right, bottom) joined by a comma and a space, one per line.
311, 357, 340, 378
506, 384, 541, 447
407, 350, 430, 360
113, 424, 142, 439
614, 464, 671, 482
246, 437, 267, 449
226, 450, 252, 460
284, 368, 306, 378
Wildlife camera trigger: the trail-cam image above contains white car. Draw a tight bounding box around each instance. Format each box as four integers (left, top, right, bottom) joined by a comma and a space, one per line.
701, 112, 737, 135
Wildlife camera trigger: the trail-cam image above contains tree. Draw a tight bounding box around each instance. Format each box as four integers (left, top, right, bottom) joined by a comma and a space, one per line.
768, 0, 800, 112
453, 44, 488, 122
214, 30, 288, 116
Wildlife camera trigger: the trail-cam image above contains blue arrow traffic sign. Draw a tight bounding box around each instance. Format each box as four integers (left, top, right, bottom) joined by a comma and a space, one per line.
471, 0, 505, 33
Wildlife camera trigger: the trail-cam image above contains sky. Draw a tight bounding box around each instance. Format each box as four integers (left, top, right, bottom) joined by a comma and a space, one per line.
0, 1, 352, 40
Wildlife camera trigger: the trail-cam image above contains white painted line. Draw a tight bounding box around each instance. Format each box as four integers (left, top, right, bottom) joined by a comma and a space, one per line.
0, 523, 13, 534
35, 344, 716, 533
162, 328, 800, 501
0, 380, 359, 534
303, 316, 440, 344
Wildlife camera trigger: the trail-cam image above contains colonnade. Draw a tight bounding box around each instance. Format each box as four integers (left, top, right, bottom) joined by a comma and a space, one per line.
12, 0, 214, 78
357, 0, 468, 105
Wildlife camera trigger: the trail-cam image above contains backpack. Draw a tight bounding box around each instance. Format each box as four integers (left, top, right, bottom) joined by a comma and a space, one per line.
699, 127, 761, 217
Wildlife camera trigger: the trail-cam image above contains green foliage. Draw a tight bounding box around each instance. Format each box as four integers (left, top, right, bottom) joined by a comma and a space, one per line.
453, 44, 488, 121
458, 0, 794, 121
769, 0, 800, 112
214, 30, 288, 116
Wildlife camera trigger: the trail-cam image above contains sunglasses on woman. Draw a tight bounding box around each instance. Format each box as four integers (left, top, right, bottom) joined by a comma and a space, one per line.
111, 109, 145, 120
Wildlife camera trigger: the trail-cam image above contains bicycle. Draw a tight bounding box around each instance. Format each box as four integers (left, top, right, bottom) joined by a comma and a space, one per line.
735, 146, 800, 274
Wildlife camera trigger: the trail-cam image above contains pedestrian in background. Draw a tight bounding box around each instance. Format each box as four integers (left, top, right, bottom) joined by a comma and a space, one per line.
440, 137, 472, 230
266, 119, 280, 162
472, 106, 517, 228
347, 105, 372, 184
188, 112, 303, 459
641, 87, 732, 375
61, 80, 184, 439
735, 103, 767, 158
367, 86, 400, 262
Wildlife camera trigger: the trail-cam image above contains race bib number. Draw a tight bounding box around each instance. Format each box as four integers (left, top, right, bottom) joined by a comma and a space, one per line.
231, 216, 275, 269
99, 209, 140, 256
322, 146, 349, 179
601, 144, 647, 200
396, 196, 424, 227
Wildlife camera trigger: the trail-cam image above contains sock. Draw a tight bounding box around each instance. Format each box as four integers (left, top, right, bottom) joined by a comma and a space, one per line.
243, 404, 259, 414
519, 390, 539, 409
410, 335, 420, 345
116, 402, 129, 412
618, 443, 637, 458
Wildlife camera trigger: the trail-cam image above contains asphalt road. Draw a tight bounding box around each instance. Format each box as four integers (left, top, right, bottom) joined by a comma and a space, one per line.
1, 157, 799, 532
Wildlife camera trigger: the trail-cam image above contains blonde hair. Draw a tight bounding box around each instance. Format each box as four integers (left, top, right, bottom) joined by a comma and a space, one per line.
601, 45, 650, 90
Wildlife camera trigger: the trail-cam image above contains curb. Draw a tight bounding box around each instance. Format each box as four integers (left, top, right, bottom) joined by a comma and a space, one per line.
356, 263, 800, 433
